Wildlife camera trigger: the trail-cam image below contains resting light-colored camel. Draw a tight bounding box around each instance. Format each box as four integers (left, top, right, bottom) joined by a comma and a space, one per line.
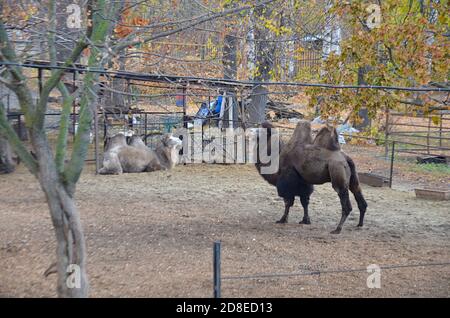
99, 133, 182, 174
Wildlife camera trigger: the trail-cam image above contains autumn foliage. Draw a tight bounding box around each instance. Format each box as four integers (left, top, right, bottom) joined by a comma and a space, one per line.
306, 0, 449, 124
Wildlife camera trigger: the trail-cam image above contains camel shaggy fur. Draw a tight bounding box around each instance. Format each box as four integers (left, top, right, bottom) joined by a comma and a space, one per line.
256, 121, 367, 234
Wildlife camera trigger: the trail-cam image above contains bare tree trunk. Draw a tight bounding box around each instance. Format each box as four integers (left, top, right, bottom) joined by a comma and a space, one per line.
247, 10, 256, 78
254, 6, 274, 82
32, 133, 88, 297
223, 34, 237, 80
46, 183, 88, 297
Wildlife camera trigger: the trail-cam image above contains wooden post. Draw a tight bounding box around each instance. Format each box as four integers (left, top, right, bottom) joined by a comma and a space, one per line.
127, 79, 131, 110
248, 85, 268, 125
239, 89, 245, 129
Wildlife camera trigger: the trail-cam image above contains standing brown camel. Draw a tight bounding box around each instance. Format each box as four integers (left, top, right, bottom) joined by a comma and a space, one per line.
255, 121, 367, 234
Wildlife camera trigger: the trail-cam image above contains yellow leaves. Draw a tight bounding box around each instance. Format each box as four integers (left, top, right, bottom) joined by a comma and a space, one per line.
431, 115, 440, 126
205, 37, 218, 59
259, 16, 292, 37
313, 0, 448, 117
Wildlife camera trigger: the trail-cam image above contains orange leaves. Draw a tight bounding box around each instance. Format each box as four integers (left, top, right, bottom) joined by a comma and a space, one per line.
114, 10, 149, 39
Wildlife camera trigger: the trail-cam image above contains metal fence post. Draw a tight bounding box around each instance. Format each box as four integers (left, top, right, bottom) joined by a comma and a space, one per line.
213, 241, 221, 298
389, 141, 395, 188
144, 113, 148, 145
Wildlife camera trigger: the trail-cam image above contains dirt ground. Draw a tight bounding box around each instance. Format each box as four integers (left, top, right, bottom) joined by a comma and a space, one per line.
0, 162, 449, 298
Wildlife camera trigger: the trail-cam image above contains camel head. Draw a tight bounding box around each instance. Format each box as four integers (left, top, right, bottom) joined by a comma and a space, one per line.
161, 133, 182, 150
249, 121, 281, 148
104, 133, 127, 151
250, 121, 281, 180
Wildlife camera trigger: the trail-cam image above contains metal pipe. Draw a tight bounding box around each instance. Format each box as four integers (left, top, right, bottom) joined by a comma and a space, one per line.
213, 241, 221, 298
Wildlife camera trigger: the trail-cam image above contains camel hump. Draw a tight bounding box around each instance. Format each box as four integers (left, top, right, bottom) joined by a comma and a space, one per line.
288, 120, 313, 146
105, 133, 127, 151
313, 126, 341, 151
129, 135, 146, 149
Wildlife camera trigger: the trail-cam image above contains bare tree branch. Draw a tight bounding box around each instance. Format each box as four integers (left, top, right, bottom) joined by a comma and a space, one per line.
112, 0, 277, 52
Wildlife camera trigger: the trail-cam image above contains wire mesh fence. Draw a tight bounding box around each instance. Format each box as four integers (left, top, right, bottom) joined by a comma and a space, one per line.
2, 62, 449, 187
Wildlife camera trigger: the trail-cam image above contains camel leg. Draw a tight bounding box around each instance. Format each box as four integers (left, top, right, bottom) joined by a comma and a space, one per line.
350, 186, 367, 227
331, 188, 352, 234
299, 194, 311, 224
277, 197, 294, 224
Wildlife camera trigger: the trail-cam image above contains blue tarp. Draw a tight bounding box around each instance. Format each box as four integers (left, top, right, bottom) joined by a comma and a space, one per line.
213, 96, 223, 114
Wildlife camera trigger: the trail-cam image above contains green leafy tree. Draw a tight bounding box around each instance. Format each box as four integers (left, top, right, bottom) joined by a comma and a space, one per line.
306, 0, 449, 124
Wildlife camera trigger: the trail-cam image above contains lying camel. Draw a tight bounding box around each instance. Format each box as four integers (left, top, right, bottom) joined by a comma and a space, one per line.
128, 135, 165, 172
99, 133, 182, 174
99, 133, 160, 174
256, 121, 367, 234
129, 133, 182, 170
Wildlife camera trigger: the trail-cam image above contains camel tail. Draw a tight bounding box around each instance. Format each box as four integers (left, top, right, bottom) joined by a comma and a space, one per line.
345, 154, 359, 192
345, 154, 368, 227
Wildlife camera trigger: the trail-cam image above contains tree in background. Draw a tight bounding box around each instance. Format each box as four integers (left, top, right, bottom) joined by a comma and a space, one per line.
306, 0, 449, 125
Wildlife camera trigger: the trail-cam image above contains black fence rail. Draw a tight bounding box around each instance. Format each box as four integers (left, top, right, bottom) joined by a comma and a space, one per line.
212, 241, 450, 298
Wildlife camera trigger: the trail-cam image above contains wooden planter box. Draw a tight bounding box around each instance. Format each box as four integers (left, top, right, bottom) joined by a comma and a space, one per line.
358, 172, 389, 187
415, 188, 450, 201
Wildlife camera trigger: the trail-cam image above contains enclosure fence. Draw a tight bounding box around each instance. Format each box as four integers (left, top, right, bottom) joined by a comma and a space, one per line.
211, 241, 450, 298
2, 61, 449, 179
